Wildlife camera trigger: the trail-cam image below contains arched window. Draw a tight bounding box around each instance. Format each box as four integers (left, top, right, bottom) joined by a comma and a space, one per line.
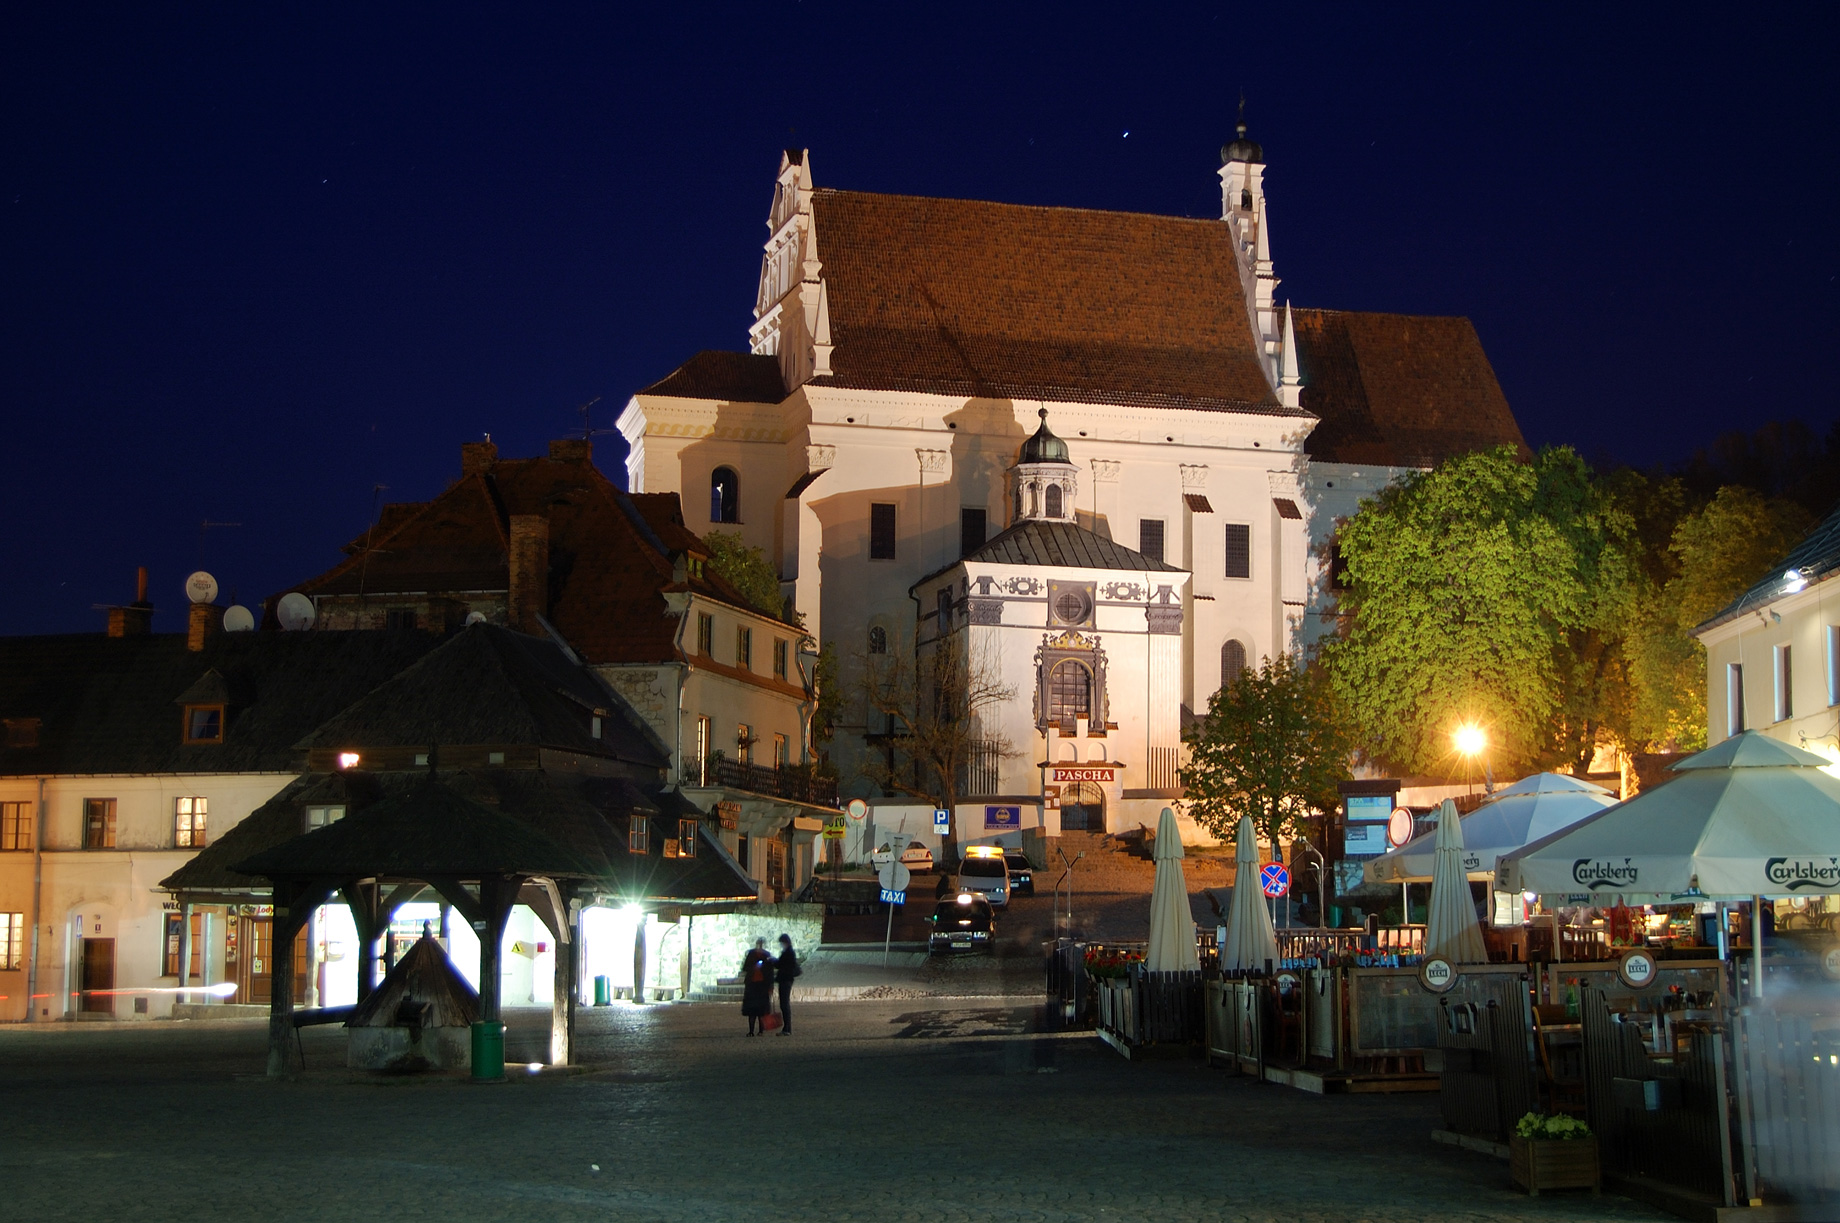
1044, 484, 1063, 518
710, 467, 740, 523
1049, 660, 1092, 727
868, 626, 887, 655
1221, 639, 1248, 690
1240, 188, 1253, 211
1013, 488, 1023, 522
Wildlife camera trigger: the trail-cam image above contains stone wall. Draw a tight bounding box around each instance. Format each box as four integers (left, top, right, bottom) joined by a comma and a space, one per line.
676, 903, 823, 994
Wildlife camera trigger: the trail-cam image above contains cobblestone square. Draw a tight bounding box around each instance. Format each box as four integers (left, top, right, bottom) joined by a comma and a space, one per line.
0, 1000, 1663, 1222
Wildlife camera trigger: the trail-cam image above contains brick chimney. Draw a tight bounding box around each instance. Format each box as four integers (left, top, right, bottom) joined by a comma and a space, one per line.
507, 514, 549, 634
106, 566, 154, 637
548, 438, 591, 463
187, 602, 222, 652
462, 440, 499, 475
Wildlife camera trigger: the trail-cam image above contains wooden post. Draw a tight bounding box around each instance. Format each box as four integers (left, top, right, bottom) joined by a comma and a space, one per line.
476, 877, 513, 1025
265, 886, 304, 1078
176, 901, 193, 1006
550, 893, 576, 1066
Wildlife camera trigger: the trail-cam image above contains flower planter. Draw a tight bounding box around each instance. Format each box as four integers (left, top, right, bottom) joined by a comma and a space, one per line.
1509, 1133, 1599, 1195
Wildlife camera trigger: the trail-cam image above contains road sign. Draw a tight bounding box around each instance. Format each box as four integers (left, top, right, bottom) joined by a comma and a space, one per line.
877, 861, 912, 894
823, 815, 847, 841
846, 798, 869, 821
879, 888, 906, 906
1387, 808, 1414, 848
933, 808, 951, 833
1259, 862, 1290, 898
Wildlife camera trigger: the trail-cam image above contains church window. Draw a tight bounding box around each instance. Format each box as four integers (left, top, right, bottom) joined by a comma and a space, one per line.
1139, 519, 1165, 563
1240, 188, 1253, 211
710, 467, 741, 523
960, 507, 986, 556
868, 625, 887, 655
1044, 484, 1064, 518
1048, 661, 1092, 726
869, 503, 896, 560
936, 587, 954, 631
1221, 639, 1248, 691
1224, 523, 1251, 579
1054, 590, 1091, 626
1014, 488, 1023, 522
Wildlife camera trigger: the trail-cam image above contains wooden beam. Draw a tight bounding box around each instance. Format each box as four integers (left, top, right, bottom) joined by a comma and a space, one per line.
474, 876, 517, 1025
425, 878, 482, 927
550, 884, 577, 1066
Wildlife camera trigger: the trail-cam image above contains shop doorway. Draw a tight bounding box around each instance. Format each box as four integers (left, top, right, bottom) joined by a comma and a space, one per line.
79, 938, 115, 1013
232, 915, 307, 1006
1060, 782, 1106, 833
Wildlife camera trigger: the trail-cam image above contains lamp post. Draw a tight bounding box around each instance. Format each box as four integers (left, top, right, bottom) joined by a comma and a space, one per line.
1454, 724, 1493, 795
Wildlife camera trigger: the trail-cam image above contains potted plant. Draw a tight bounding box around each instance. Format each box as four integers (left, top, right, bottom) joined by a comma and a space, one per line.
1510, 1112, 1599, 1195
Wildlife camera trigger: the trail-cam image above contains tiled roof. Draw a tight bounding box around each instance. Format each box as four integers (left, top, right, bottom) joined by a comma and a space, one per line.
960, 519, 1184, 573
277, 446, 784, 665
637, 351, 786, 403
297, 623, 667, 767
1696, 500, 1840, 633
1291, 309, 1526, 467
0, 631, 437, 777
802, 190, 1295, 414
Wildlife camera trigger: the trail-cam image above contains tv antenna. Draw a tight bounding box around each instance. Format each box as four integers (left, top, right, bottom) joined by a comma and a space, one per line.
576, 395, 615, 441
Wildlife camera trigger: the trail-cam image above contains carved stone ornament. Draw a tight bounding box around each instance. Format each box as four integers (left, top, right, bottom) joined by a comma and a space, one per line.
1180, 464, 1209, 488
1090, 459, 1121, 482
806, 444, 836, 470
1100, 581, 1144, 603
916, 448, 948, 475
1004, 576, 1044, 596
967, 598, 1003, 626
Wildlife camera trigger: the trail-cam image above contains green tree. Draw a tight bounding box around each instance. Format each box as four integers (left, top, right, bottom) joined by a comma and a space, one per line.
1323, 446, 1632, 777
702, 530, 788, 620
1180, 654, 1353, 856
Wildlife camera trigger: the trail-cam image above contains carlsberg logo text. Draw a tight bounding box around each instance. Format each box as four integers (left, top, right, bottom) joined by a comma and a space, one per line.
1764, 858, 1840, 891
1572, 858, 1638, 889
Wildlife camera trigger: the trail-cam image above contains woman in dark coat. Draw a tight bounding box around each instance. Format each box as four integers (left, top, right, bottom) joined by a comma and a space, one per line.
774, 933, 801, 1035
740, 938, 775, 1036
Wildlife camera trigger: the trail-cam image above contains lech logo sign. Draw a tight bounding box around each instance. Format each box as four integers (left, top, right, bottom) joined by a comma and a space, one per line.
1617, 949, 1658, 990
1419, 957, 1457, 993
1822, 944, 1840, 983
1259, 863, 1290, 898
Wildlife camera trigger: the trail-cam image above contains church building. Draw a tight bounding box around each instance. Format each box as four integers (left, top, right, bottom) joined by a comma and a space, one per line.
618, 118, 1526, 843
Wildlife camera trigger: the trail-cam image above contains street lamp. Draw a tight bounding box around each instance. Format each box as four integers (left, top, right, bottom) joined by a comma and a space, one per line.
1454, 723, 1493, 794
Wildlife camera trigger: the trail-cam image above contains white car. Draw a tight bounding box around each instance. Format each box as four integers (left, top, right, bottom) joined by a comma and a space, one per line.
898, 843, 935, 871
953, 846, 1011, 908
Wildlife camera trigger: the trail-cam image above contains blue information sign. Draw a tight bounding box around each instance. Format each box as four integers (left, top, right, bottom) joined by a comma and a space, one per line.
984, 804, 1021, 831
880, 888, 906, 906
1259, 863, 1291, 898
934, 808, 951, 833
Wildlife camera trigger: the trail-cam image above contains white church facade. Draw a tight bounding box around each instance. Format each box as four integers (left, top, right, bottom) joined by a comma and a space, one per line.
617, 119, 1526, 844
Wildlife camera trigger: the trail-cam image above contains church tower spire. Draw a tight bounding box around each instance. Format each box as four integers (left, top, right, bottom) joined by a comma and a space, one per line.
1218, 99, 1283, 393
1008, 409, 1078, 526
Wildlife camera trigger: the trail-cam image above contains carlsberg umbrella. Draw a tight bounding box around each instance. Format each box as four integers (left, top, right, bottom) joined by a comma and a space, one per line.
1145, 806, 1200, 972
1424, 799, 1488, 963
1495, 732, 1840, 901
1219, 814, 1280, 973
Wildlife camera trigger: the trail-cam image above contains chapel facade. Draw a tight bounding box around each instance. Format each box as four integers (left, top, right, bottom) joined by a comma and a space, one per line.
618, 119, 1526, 842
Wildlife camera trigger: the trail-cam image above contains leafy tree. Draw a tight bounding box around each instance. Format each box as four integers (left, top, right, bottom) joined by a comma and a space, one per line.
702, 530, 789, 621
1323, 446, 1632, 777
1180, 654, 1353, 857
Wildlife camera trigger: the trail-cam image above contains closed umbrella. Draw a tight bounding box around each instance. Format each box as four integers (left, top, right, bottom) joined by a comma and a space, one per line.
1145, 806, 1200, 972
1366, 773, 1616, 885
1219, 814, 1280, 973
1424, 799, 1488, 964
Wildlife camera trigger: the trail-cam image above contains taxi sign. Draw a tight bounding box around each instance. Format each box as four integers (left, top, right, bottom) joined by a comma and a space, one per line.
1259, 863, 1290, 898
879, 888, 906, 906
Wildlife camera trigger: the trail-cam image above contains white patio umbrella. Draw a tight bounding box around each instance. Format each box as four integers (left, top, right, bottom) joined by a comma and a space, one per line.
1424, 799, 1489, 963
1495, 732, 1840, 902
1145, 806, 1200, 972
1219, 814, 1280, 973
1366, 773, 1617, 885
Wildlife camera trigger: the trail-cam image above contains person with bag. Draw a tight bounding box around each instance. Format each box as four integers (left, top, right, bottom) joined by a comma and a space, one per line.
740, 938, 775, 1036
774, 933, 801, 1035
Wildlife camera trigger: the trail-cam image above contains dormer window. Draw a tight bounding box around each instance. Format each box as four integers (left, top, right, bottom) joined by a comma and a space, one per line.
305, 804, 345, 831
628, 813, 650, 855
183, 704, 224, 744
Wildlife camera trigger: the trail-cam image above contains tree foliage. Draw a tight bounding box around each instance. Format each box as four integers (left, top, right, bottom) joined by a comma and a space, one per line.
702, 530, 788, 621
1180, 654, 1353, 853
1323, 446, 1632, 777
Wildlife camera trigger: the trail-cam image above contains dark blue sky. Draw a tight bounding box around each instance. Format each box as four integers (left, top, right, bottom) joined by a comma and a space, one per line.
3, 4, 1835, 635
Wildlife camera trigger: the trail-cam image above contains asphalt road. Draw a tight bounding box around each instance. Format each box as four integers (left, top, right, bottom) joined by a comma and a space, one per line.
0, 1000, 1664, 1223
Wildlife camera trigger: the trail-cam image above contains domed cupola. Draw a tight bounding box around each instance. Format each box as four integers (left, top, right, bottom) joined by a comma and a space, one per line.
1220, 96, 1264, 165
1009, 409, 1078, 525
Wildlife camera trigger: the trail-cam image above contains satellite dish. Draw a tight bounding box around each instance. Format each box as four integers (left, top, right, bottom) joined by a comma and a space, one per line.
222, 605, 255, 632
276, 592, 317, 631
464, 611, 486, 626
185, 571, 219, 604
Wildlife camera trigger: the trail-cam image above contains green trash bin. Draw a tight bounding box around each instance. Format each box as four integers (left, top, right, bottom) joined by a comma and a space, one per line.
470, 1020, 505, 1080
593, 975, 612, 1007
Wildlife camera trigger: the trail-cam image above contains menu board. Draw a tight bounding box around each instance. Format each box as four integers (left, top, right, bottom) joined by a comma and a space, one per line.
1343, 794, 1393, 856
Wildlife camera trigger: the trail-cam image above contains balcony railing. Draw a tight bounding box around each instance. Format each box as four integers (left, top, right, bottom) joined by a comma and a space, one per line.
687, 758, 839, 808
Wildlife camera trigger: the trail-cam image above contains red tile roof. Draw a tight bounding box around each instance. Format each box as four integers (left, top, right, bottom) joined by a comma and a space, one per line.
1291, 309, 1527, 467
804, 190, 1293, 414
638, 350, 785, 402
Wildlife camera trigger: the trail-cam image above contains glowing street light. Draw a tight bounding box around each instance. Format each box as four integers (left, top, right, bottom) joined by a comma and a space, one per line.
1454, 723, 1493, 793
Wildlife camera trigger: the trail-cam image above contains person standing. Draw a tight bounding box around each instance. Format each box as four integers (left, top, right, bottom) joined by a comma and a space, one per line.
740, 938, 774, 1036
774, 933, 801, 1036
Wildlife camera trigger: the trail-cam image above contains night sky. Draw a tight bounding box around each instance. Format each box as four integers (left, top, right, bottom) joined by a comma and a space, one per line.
4, 5, 1835, 636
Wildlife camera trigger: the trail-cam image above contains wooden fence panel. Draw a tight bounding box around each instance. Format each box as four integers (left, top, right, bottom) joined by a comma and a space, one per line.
1740, 1006, 1840, 1200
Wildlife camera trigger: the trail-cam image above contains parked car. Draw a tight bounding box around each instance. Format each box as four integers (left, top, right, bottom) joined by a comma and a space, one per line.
1002, 849, 1034, 895
953, 845, 1011, 908
898, 842, 935, 872
928, 892, 996, 954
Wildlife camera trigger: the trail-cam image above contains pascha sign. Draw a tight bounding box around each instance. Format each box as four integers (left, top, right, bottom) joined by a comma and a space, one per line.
1051, 766, 1115, 783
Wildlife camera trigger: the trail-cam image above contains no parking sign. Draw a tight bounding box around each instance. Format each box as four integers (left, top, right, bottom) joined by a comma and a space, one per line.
1259, 862, 1290, 898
